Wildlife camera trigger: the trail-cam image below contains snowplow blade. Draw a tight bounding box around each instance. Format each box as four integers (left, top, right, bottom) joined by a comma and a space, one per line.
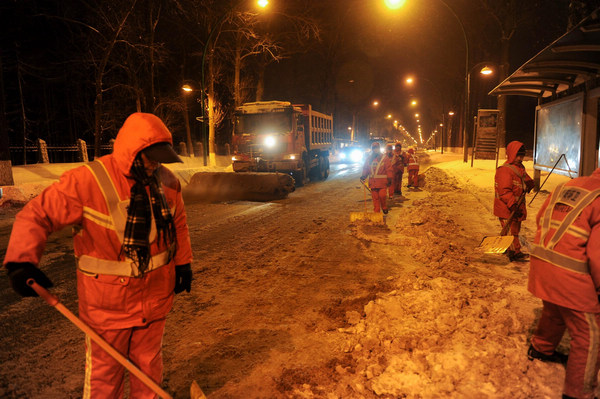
350, 211, 384, 224
183, 172, 295, 202
478, 235, 514, 254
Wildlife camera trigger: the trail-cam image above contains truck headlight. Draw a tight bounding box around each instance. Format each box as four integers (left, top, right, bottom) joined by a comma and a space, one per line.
264, 136, 276, 148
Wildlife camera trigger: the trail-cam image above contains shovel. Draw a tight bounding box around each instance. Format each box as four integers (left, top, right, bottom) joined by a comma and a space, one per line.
350, 180, 384, 223
27, 279, 207, 399
478, 192, 526, 254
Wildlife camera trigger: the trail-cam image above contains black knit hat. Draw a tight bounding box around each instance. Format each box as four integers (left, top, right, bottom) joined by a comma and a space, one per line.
516, 145, 526, 156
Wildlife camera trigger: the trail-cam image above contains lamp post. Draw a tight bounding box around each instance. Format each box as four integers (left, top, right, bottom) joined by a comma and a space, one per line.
181, 84, 195, 158
200, 0, 268, 166
463, 61, 497, 163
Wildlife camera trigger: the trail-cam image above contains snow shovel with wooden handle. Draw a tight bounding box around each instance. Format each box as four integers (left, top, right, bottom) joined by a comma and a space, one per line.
26, 279, 207, 399
478, 192, 526, 254
350, 180, 384, 223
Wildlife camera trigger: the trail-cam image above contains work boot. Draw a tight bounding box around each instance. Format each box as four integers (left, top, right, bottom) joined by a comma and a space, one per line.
510, 252, 530, 262
382, 208, 389, 214
527, 344, 568, 365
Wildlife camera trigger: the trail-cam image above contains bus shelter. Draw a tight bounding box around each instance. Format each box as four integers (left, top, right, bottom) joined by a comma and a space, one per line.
490, 9, 600, 184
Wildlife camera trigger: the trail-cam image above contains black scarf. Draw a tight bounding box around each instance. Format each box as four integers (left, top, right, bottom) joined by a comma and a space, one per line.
121, 155, 176, 273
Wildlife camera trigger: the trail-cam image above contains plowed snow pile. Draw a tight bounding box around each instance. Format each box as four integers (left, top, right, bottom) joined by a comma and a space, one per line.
281, 166, 567, 399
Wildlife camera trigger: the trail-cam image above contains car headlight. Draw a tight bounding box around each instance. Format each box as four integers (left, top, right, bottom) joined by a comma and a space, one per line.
350, 149, 363, 162
264, 136, 276, 148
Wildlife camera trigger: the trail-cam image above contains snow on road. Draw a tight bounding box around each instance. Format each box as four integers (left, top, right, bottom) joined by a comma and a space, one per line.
0, 152, 575, 398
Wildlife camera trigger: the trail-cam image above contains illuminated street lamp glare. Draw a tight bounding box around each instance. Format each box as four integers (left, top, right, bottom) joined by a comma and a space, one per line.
384, 0, 407, 10
182, 84, 192, 92
257, 0, 269, 8
480, 66, 493, 75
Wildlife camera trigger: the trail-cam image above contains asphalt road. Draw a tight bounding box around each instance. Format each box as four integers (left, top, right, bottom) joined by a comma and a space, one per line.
0, 160, 401, 398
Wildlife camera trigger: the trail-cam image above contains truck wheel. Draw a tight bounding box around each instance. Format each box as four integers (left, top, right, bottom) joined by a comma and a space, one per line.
293, 167, 306, 187
322, 158, 330, 180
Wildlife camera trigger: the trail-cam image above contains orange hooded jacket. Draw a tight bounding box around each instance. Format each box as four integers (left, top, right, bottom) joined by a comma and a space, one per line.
493, 141, 534, 221
528, 168, 600, 312
3, 113, 193, 329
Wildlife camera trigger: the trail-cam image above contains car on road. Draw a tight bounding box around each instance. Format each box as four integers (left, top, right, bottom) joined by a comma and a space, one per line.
337, 145, 365, 164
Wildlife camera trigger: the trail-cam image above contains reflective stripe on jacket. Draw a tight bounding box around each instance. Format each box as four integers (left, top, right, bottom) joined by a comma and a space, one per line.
493, 142, 534, 221
4, 113, 193, 329
407, 153, 419, 171
362, 153, 392, 189
528, 169, 600, 312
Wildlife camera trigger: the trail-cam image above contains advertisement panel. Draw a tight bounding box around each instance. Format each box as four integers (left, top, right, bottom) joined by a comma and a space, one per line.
534, 93, 583, 177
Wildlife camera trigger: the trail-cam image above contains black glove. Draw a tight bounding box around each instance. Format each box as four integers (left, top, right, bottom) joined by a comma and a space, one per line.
360, 176, 367, 182
6, 262, 54, 297
174, 263, 192, 294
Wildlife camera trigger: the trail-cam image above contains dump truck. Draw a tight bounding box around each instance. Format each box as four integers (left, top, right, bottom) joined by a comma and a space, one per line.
232, 101, 332, 186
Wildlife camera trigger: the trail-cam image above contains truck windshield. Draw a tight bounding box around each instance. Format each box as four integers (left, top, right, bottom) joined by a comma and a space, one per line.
235, 111, 292, 135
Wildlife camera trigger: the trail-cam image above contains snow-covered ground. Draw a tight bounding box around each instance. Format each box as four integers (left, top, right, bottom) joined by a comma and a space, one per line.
0, 151, 577, 398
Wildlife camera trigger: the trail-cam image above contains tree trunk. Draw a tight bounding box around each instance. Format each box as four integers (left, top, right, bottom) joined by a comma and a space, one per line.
208, 50, 216, 166
234, 34, 242, 108
256, 66, 265, 102
497, 35, 510, 159
0, 53, 14, 184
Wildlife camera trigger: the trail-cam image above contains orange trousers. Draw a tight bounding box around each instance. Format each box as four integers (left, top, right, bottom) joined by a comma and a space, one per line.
83, 318, 166, 399
390, 171, 403, 197
370, 188, 388, 212
499, 218, 522, 253
531, 301, 600, 399
407, 169, 419, 187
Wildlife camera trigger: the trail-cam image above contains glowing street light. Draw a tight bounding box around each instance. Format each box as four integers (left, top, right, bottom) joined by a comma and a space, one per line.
384, 0, 407, 10
257, 0, 269, 7
373, 100, 379, 107
411, 100, 418, 106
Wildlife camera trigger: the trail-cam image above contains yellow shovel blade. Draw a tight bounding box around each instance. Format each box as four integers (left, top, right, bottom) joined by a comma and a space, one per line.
350, 212, 384, 223
190, 380, 207, 399
478, 235, 514, 254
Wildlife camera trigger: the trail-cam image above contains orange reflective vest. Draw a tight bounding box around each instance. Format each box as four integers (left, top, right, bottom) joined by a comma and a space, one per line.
4, 113, 193, 329
363, 153, 392, 189
528, 169, 600, 312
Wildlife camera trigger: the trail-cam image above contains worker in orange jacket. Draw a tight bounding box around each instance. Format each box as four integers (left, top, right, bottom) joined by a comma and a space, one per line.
493, 141, 534, 262
4, 113, 193, 398
361, 142, 393, 214
391, 143, 407, 198
384, 143, 396, 199
527, 167, 600, 399
406, 148, 419, 188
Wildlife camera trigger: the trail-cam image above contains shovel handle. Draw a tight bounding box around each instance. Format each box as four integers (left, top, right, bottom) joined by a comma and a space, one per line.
27, 279, 173, 399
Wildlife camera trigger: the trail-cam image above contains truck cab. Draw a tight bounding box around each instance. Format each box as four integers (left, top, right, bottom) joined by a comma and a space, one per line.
232, 101, 332, 186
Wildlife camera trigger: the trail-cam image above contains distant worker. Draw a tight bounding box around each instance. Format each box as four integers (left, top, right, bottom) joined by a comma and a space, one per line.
527, 166, 600, 399
391, 143, 407, 198
361, 142, 393, 214
385, 143, 396, 199
493, 141, 534, 262
406, 148, 420, 188
3, 113, 193, 397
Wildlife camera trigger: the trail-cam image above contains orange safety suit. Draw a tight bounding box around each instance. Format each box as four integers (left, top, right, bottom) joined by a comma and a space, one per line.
406, 149, 419, 188
493, 141, 534, 254
528, 168, 600, 399
362, 152, 393, 213
4, 113, 193, 398
391, 150, 407, 196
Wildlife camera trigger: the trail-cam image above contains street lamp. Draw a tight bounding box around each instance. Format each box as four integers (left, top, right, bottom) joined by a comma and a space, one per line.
463, 62, 497, 163
181, 84, 195, 158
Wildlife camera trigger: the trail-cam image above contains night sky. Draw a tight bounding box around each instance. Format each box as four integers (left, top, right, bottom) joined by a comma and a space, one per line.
1, 0, 593, 163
